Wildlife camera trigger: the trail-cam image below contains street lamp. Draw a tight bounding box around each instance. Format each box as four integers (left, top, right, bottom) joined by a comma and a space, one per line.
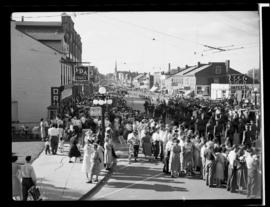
93, 87, 113, 145
254, 88, 258, 108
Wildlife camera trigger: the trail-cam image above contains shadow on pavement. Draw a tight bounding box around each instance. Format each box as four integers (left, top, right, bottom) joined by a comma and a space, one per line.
38, 182, 83, 200
104, 181, 188, 192
112, 175, 185, 184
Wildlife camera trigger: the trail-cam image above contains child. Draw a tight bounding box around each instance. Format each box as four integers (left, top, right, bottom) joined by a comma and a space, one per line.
45, 138, 51, 155
58, 137, 64, 153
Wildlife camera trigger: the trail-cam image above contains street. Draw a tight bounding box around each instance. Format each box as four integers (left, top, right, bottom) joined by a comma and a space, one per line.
86, 151, 247, 200
85, 95, 247, 200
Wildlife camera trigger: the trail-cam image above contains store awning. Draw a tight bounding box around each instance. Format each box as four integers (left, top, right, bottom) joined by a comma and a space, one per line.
184, 90, 194, 96
150, 86, 158, 92
61, 88, 72, 99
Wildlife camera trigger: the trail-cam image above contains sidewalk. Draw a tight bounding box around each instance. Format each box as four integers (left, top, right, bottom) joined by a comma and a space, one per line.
32, 142, 125, 200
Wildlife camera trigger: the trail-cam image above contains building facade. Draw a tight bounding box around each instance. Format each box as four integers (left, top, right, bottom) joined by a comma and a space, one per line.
11, 14, 86, 122
11, 21, 64, 122
163, 60, 259, 97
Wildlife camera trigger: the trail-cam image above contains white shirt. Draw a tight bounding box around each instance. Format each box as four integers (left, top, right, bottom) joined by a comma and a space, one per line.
227, 150, 237, 167
165, 140, 173, 151
152, 132, 160, 141
245, 153, 254, 169
48, 127, 59, 136
21, 163, 37, 184
200, 144, 207, 160
159, 130, 167, 142
127, 132, 139, 141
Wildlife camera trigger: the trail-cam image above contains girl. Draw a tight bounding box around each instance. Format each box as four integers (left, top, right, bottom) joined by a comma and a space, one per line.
169, 138, 181, 178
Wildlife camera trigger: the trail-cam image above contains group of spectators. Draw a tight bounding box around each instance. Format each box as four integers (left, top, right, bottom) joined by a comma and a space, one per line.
122, 94, 261, 199
13, 90, 261, 200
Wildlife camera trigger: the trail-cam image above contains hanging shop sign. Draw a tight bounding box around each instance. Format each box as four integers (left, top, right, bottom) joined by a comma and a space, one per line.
89, 106, 102, 117
73, 66, 89, 85
51, 87, 60, 106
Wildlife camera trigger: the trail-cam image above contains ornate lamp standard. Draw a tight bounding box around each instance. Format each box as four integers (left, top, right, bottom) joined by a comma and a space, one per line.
253, 87, 258, 108
92, 87, 113, 145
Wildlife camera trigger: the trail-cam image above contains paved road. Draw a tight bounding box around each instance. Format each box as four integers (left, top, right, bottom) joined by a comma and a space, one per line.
84, 93, 249, 200
85, 149, 248, 200
125, 96, 146, 112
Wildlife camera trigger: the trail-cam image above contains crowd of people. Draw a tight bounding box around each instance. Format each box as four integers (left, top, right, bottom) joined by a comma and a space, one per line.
12, 89, 262, 200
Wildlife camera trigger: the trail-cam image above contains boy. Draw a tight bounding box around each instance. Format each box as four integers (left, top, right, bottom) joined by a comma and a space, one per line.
45, 138, 51, 155
58, 137, 64, 153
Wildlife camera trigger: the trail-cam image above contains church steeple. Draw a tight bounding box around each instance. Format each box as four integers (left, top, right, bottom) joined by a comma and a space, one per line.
114, 60, 118, 80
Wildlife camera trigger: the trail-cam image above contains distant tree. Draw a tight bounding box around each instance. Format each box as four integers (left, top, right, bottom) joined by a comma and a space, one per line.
246, 68, 260, 81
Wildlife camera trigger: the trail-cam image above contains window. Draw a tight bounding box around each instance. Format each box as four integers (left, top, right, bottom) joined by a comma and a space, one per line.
214, 78, 219, 83
179, 77, 183, 85
197, 86, 202, 94
215, 66, 222, 74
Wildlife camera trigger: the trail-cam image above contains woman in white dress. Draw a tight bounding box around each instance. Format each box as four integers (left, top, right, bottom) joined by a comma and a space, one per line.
104, 137, 113, 170
81, 139, 94, 182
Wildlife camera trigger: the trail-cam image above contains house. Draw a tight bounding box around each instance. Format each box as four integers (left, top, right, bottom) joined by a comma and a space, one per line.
163, 60, 259, 97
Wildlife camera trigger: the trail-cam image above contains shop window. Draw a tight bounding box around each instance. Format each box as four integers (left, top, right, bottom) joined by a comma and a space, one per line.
197, 86, 202, 94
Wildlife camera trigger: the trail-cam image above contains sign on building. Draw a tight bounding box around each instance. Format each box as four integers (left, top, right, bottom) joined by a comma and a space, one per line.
89, 106, 102, 117
74, 66, 89, 84
210, 84, 230, 100
51, 87, 60, 106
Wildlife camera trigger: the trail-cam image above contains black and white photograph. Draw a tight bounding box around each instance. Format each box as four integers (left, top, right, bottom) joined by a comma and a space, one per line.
10, 4, 267, 204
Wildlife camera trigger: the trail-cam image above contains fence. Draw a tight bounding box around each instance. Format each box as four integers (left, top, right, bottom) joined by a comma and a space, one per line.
12, 122, 41, 140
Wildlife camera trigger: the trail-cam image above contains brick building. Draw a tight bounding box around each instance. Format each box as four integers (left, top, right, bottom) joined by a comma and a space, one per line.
163, 60, 259, 97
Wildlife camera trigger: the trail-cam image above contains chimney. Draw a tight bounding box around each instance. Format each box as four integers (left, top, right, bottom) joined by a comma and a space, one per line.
21, 16, 24, 22
197, 62, 201, 67
168, 63, 171, 73
186, 65, 188, 69
225, 60, 230, 73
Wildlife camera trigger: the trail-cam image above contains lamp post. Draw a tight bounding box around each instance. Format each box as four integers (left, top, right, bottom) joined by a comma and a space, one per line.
93, 87, 113, 145
253, 88, 258, 108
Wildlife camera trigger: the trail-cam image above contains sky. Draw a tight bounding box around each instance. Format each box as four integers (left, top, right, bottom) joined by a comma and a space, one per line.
12, 11, 260, 75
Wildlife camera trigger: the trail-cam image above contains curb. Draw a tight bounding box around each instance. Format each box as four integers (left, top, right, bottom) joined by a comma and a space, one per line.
78, 160, 117, 200
32, 145, 45, 164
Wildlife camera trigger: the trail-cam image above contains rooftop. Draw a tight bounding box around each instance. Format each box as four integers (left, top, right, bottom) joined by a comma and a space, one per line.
27, 32, 64, 40
16, 21, 62, 27
183, 64, 211, 75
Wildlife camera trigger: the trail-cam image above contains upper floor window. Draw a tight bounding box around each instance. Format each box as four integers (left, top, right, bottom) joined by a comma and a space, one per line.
215, 66, 222, 74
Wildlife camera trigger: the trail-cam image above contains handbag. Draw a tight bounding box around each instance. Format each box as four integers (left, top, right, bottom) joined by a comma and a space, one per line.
28, 185, 41, 201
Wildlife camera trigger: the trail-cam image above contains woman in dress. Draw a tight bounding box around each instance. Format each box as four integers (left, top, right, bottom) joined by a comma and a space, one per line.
96, 140, 105, 171
236, 145, 248, 192
169, 138, 181, 178
104, 137, 113, 170
88, 144, 102, 183
193, 135, 202, 172
141, 130, 152, 161
68, 132, 81, 163
215, 147, 226, 187
81, 139, 94, 182
12, 155, 22, 200
184, 136, 194, 176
